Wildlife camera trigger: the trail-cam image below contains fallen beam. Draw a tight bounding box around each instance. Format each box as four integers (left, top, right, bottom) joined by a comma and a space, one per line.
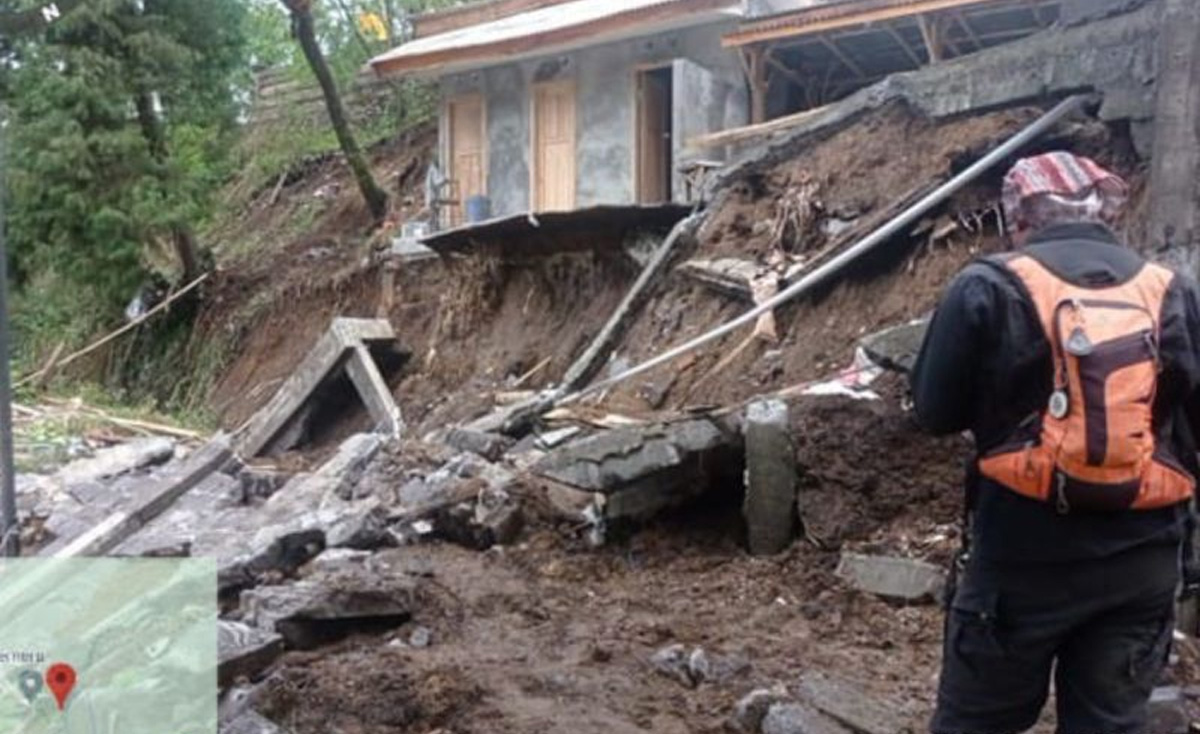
42, 435, 233, 558
559, 213, 703, 393
235, 318, 404, 457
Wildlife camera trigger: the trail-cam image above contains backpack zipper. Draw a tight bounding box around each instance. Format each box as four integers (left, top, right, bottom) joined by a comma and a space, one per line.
1055, 472, 1070, 514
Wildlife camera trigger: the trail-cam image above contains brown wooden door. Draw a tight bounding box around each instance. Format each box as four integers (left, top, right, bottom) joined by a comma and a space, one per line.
533, 81, 577, 212
447, 95, 485, 226
637, 68, 673, 204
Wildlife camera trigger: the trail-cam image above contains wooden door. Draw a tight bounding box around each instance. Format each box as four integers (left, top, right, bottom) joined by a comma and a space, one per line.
533, 81, 577, 212
637, 68, 672, 204
447, 95, 485, 226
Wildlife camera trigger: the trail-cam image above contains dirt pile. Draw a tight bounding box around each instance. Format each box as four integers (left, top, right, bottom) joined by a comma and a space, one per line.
599, 104, 1145, 417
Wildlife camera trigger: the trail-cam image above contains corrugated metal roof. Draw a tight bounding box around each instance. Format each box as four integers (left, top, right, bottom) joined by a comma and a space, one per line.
724, 0, 1025, 46
370, 0, 742, 76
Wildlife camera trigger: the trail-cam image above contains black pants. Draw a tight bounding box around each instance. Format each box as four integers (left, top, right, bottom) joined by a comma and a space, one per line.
932, 543, 1180, 734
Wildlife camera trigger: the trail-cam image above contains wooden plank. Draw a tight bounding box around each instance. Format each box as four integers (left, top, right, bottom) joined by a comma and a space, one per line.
533, 80, 577, 212
723, 0, 1018, 48
686, 102, 833, 151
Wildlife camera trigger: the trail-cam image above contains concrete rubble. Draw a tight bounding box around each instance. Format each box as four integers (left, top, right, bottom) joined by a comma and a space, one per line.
836, 553, 948, 604
235, 317, 407, 458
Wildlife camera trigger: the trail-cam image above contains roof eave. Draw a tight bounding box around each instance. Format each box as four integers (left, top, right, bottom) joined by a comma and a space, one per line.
371, 0, 741, 78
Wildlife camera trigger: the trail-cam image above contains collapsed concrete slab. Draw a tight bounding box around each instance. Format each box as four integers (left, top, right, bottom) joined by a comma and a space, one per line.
115, 433, 386, 594
239, 559, 416, 649
796, 673, 904, 734
221, 710, 291, 734
218, 621, 284, 688
859, 319, 931, 374
763, 703, 854, 734
718, 3, 1161, 181
41, 435, 233, 557
532, 418, 740, 539
836, 553, 947, 604
235, 318, 406, 458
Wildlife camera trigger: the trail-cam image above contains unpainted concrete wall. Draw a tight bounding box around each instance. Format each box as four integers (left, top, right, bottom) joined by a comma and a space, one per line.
438, 20, 748, 217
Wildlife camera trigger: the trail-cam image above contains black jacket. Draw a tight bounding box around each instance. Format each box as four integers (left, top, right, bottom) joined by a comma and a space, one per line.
911, 223, 1200, 563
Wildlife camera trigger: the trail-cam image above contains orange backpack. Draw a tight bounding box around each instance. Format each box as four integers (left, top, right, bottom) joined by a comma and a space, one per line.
978, 254, 1195, 512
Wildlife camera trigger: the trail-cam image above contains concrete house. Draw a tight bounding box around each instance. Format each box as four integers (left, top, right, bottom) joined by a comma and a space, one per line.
369, 0, 749, 224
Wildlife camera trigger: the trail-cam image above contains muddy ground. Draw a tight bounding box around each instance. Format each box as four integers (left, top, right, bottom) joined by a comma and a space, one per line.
202, 101, 1179, 734
254, 393, 962, 734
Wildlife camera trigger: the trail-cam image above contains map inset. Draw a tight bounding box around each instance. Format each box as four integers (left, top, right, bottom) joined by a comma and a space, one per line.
0, 558, 217, 733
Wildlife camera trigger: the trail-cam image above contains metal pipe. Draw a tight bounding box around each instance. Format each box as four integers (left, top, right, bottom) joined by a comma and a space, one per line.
560, 94, 1089, 405
0, 111, 18, 557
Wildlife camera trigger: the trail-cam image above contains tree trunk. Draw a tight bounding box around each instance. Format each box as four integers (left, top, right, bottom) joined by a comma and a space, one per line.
134, 90, 201, 283
284, 1, 390, 223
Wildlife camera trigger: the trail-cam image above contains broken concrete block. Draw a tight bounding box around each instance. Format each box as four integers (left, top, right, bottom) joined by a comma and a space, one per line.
445, 427, 514, 462
763, 703, 854, 734
221, 710, 291, 734
320, 433, 383, 499
729, 685, 790, 734
677, 257, 758, 301
533, 419, 734, 492
651, 644, 695, 688
797, 673, 901, 734
218, 621, 284, 688
1147, 687, 1190, 734
43, 435, 232, 558
58, 437, 176, 485
836, 553, 946, 603
743, 399, 797, 556
239, 563, 415, 649
859, 319, 930, 374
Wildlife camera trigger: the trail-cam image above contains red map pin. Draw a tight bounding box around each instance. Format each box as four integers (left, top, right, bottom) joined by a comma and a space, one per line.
44, 663, 76, 711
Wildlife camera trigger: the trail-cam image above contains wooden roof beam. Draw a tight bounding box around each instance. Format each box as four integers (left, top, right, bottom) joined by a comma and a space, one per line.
766, 50, 809, 90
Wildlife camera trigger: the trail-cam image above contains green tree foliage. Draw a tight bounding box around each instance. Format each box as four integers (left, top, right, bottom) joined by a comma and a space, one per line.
4, 0, 246, 319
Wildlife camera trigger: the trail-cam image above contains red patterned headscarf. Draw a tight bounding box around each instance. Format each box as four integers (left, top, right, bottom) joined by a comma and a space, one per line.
1002, 152, 1129, 233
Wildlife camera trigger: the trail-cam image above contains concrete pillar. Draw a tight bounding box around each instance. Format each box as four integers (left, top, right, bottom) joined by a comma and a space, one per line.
1148, 0, 1200, 275
743, 399, 797, 556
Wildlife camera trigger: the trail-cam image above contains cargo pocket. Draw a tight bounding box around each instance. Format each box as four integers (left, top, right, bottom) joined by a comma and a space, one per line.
949, 586, 1005, 676
1129, 614, 1173, 687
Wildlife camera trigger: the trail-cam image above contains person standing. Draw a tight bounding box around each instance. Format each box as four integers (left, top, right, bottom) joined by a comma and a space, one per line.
911, 151, 1200, 734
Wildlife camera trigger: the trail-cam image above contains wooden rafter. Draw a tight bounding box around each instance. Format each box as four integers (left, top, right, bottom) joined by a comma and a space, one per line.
723, 0, 1043, 48
765, 50, 808, 90
817, 34, 869, 80
917, 13, 946, 63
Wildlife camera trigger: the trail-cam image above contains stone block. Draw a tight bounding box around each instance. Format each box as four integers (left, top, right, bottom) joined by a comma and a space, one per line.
836, 553, 946, 603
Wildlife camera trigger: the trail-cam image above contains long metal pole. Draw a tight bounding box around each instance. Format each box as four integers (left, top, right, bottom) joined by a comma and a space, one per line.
560, 94, 1089, 405
0, 110, 19, 557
